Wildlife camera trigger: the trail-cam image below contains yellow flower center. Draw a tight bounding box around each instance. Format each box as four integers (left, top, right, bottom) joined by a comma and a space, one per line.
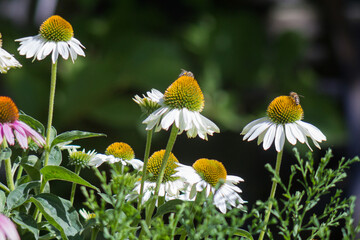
146, 150, 179, 182
267, 96, 304, 124
39, 15, 74, 42
192, 158, 227, 187
0, 33, 2, 48
0, 96, 19, 123
164, 71, 205, 112
105, 142, 134, 160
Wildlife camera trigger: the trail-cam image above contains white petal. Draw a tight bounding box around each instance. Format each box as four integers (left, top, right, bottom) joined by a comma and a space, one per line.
241, 117, 268, 135
289, 123, 305, 143
285, 124, 297, 145
248, 121, 271, 141
296, 121, 326, 142
263, 124, 276, 150
274, 124, 285, 152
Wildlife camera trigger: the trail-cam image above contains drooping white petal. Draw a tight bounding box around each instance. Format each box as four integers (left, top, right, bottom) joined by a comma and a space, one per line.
274, 124, 285, 152
263, 124, 276, 150
285, 123, 297, 145
248, 121, 271, 141
241, 117, 268, 135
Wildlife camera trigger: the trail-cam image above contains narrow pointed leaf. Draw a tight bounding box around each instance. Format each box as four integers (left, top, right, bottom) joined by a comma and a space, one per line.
40, 166, 99, 191
51, 130, 106, 148
153, 199, 184, 218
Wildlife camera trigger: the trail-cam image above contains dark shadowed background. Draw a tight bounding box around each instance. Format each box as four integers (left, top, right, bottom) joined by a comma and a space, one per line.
0, 0, 360, 237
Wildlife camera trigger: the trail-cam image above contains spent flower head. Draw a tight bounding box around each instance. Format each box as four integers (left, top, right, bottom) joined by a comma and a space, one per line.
16, 15, 85, 63
175, 158, 245, 214
142, 70, 219, 140
89, 142, 142, 169
0, 33, 22, 74
241, 92, 326, 152
0, 96, 45, 149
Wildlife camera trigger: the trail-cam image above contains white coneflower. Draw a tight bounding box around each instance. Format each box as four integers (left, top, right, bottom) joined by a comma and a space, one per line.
0, 33, 22, 73
175, 158, 245, 214
89, 142, 142, 169
16, 15, 85, 63
142, 70, 219, 140
241, 92, 326, 152
131, 150, 186, 204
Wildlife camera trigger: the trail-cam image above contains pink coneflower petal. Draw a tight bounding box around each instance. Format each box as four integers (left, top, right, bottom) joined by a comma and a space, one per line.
3, 123, 14, 146
0, 214, 20, 240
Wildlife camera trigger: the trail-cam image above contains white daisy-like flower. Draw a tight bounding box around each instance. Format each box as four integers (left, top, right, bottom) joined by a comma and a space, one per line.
133, 89, 162, 116
175, 158, 245, 214
88, 142, 142, 169
241, 92, 326, 152
142, 70, 220, 140
68, 148, 97, 168
130, 150, 186, 204
16, 15, 85, 63
79, 209, 95, 221
0, 33, 22, 74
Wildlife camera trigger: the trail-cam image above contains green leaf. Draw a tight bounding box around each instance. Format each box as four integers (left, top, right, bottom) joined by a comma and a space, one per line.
29, 193, 82, 240
47, 146, 62, 166
21, 164, 41, 181
12, 211, 39, 239
7, 181, 40, 210
0, 190, 6, 212
40, 166, 99, 191
153, 199, 184, 218
19, 113, 45, 135
234, 229, 253, 240
50, 130, 106, 148
0, 147, 11, 161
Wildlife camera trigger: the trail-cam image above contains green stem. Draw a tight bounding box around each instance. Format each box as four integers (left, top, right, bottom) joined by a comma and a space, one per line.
140, 125, 179, 238
36, 61, 58, 223
44, 60, 58, 167
91, 228, 99, 240
2, 139, 15, 191
70, 166, 82, 204
138, 129, 153, 210
153, 125, 179, 197
258, 150, 283, 240
0, 182, 9, 193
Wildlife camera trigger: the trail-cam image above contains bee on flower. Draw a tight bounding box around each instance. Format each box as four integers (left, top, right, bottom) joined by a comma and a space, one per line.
241, 92, 326, 152
141, 70, 220, 140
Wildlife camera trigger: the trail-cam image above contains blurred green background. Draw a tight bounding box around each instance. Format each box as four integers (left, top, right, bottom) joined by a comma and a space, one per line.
1, 0, 360, 234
